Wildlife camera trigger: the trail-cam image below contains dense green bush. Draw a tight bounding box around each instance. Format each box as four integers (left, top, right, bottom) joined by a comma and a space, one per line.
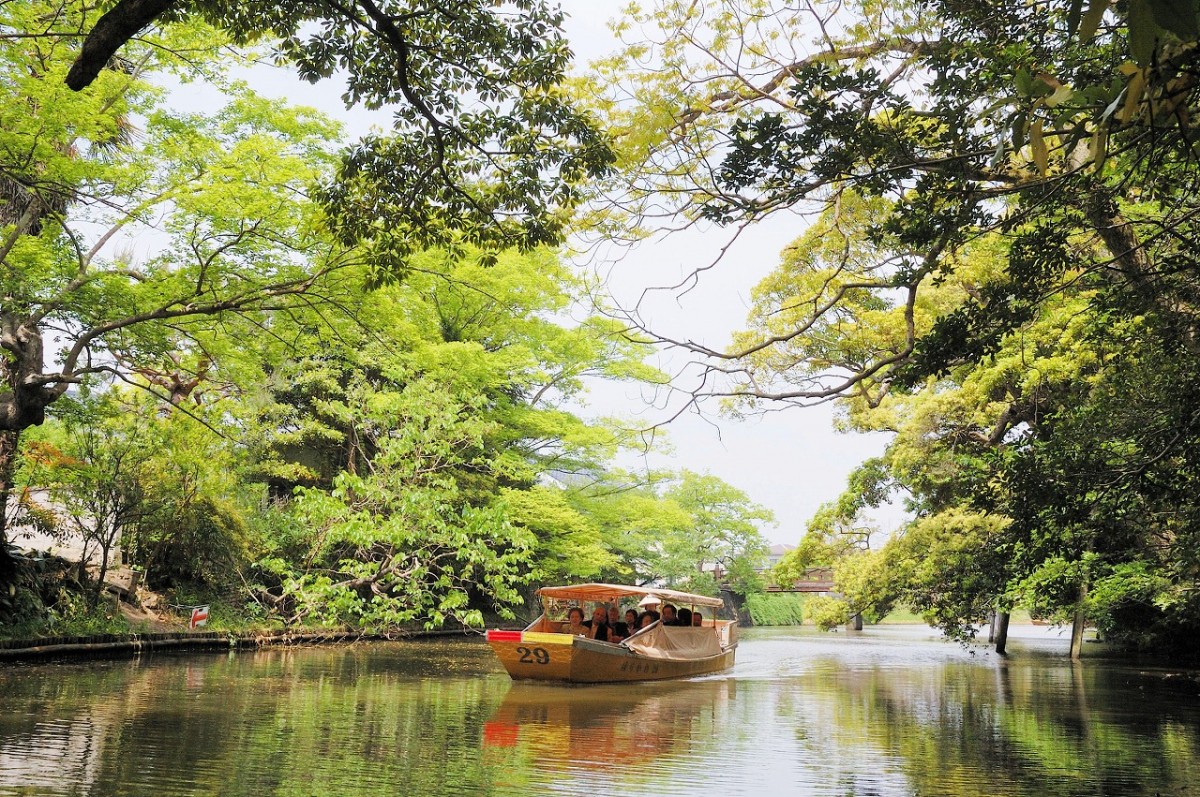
137, 494, 251, 590
0, 548, 128, 638
744, 592, 805, 626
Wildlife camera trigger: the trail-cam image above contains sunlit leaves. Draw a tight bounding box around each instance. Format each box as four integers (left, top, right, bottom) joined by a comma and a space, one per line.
0, 2, 346, 434
281, 380, 535, 629
883, 508, 1011, 638
660, 470, 774, 594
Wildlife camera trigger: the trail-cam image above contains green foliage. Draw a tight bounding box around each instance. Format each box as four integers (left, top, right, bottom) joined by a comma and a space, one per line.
500, 487, 613, 583
26, 389, 255, 592
743, 592, 805, 626
883, 509, 1010, 640
140, 494, 250, 590
238, 244, 665, 624
805, 595, 852, 631
174, 0, 616, 268
593, 0, 1200, 656
1010, 557, 1087, 625
261, 379, 537, 630
660, 471, 773, 595
1086, 561, 1200, 653
13, 595, 130, 639
561, 469, 773, 595
991, 324, 1200, 654
0, 0, 351, 597
167, 586, 273, 632
832, 549, 896, 623
0, 549, 84, 633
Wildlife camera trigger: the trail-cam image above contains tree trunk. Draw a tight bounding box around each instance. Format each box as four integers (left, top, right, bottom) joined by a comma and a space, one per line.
94, 519, 112, 600
994, 610, 1010, 655
1, 316, 58, 433
1070, 580, 1088, 660
0, 428, 21, 576
0, 316, 57, 576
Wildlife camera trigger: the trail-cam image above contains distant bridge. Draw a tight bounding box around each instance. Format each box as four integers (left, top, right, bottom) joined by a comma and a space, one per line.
763, 566, 835, 593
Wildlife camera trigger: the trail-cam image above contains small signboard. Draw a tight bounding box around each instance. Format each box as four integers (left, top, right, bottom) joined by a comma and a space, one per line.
189, 605, 210, 630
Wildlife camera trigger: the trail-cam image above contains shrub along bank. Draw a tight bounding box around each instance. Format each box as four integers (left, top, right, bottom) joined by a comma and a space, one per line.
744, 593, 805, 626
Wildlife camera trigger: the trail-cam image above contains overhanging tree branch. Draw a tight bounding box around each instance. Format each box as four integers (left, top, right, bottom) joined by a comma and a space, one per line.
65, 0, 175, 90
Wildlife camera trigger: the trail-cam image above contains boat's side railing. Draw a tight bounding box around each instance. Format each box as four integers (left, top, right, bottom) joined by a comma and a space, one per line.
619, 619, 660, 647
714, 619, 737, 649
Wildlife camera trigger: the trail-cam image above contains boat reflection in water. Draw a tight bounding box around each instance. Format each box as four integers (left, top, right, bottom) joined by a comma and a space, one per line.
483, 678, 735, 772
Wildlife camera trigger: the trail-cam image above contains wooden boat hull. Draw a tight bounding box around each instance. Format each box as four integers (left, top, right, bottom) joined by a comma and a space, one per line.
486, 630, 735, 684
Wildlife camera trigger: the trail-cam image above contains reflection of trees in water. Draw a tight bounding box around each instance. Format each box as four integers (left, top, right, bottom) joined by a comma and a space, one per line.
771, 658, 1200, 797
0, 662, 149, 794
3, 642, 1198, 797
0, 716, 106, 793
0, 642, 520, 797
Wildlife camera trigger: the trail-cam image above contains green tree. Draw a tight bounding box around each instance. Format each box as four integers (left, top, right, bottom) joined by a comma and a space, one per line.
20, 401, 148, 597
230, 243, 668, 625
66, 0, 614, 263
589, 0, 1200, 396
592, 0, 1200, 653
993, 323, 1200, 653
559, 468, 772, 595
18, 382, 253, 601
258, 378, 535, 629
661, 470, 773, 594
242, 243, 658, 593
0, 3, 349, 570
563, 475, 694, 586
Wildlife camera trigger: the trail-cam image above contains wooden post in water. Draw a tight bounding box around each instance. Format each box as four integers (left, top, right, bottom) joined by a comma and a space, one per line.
988, 608, 997, 643
846, 612, 863, 631
994, 611, 1010, 655
1070, 581, 1088, 660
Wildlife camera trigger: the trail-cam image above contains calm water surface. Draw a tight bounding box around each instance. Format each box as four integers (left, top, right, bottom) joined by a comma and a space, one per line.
1, 625, 1198, 796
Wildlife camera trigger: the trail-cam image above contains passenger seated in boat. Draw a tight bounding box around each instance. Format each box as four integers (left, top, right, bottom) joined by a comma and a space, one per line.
661, 604, 680, 625
582, 605, 614, 642
562, 607, 588, 636
676, 608, 693, 627
624, 608, 639, 634
637, 609, 661, 629
692, 611, 703, 627
607, 605, 629, 640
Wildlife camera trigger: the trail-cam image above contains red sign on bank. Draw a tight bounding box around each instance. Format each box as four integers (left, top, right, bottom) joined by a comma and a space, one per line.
190, 606, 209, 630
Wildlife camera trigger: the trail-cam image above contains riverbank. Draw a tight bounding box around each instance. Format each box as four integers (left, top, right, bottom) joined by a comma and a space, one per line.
0, 554, 509, 663
0, 626, 491, 662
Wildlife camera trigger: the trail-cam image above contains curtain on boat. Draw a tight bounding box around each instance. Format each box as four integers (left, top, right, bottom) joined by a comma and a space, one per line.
624, 625, 724, 660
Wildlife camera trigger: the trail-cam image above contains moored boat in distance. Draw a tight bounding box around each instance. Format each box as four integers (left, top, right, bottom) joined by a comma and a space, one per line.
486, 583, 736, 684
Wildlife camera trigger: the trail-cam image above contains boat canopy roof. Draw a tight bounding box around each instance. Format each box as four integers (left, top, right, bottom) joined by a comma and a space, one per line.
536, 582, 724, 609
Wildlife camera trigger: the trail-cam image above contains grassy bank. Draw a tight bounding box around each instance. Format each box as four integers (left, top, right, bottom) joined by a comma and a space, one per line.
742, 593, 1041, 629
744, 593, 806, 626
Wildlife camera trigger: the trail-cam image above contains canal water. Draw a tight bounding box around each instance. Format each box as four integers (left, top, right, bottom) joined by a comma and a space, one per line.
1, 625, 1197, 797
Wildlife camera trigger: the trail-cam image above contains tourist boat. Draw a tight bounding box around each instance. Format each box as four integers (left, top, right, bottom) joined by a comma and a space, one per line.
485, 583, 736, 684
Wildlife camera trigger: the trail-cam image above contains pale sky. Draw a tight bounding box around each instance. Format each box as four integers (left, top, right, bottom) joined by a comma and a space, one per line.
185, 3, 898, 545
556, 3, 894, 543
